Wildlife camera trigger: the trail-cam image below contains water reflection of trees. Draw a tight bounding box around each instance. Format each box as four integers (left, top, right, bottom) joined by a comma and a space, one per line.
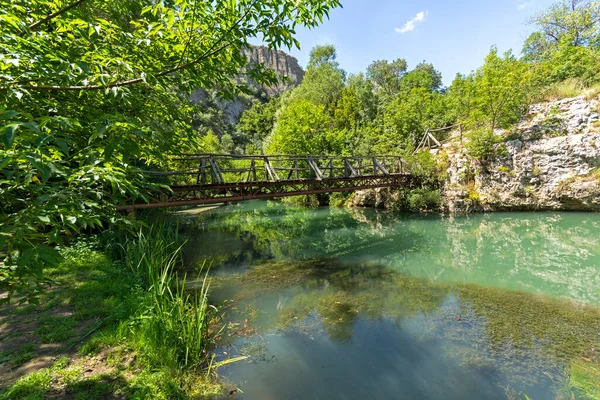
193, 203, 600, 304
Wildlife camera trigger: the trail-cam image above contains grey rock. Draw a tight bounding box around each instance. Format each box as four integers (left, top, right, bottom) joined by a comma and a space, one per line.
443, 95, 600, 212
190, 45, 305, 124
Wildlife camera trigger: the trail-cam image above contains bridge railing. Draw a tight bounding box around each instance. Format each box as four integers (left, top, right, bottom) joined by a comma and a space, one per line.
150, 154, 409, 187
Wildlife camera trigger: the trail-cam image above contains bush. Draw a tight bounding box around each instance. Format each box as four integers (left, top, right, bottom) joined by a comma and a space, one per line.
466, 130, 503, 161
329, 192, 351, 208
407, 188, 442, 211
405, 151, 439, 184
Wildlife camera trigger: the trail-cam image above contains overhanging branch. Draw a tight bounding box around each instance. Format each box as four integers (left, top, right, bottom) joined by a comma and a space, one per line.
27, 0, 88, 33
5, 0, 260, 92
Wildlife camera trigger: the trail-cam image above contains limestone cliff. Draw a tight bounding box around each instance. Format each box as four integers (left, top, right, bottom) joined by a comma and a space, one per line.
443, 95, 600, 213
243, 46, 305, 96
350, 94, 600, 213
190, 46, 304, 125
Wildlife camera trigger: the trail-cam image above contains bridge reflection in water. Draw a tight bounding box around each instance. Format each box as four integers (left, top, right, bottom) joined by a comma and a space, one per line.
123, 154, 420, 210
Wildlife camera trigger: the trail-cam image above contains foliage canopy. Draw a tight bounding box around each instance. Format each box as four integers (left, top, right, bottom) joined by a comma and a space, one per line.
0, 0, 342, 300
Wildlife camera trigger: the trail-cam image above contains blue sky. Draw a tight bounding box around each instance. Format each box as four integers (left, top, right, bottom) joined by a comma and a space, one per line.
279, 0, 557, 85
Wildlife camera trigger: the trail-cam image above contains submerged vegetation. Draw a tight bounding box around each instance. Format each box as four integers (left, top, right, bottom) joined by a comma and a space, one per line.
210, 254, 600, 398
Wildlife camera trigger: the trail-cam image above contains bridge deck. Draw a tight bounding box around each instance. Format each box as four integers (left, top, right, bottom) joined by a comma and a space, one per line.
121, 154, 420, 210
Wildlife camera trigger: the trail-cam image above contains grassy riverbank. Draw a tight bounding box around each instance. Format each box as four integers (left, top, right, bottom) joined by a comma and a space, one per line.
0, 222, 224, 399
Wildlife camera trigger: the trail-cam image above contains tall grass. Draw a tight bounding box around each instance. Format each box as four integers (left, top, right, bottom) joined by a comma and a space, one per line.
535, 78, 600, 102
583, 83, 600, 101
117, 224, 215, 370
545, 78, 586, 100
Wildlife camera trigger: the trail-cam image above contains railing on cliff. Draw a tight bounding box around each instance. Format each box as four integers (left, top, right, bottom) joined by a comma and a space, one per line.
414, 124, 463, 154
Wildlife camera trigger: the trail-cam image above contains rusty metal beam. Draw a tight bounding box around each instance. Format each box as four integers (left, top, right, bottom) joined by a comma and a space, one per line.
117, 179, 415, 211
118, 154, 420, 211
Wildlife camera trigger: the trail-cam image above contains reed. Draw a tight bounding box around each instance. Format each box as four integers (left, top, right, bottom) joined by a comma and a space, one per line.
119, 224, 214, 370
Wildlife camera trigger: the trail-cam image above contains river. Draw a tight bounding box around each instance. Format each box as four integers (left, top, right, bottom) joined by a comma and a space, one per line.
183, 201, 600, 399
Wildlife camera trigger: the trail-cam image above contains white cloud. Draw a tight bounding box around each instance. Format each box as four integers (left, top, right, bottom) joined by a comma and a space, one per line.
395, 11, 428, 34
518, 2, 529, 9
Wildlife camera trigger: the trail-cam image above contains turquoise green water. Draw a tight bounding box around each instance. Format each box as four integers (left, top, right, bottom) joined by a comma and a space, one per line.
184, 201, 600, 399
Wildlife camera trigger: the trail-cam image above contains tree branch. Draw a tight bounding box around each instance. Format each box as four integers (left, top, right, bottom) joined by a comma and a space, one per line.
27, 0, 88, 33
176, 3, 200, 69
5, 0, 261, 92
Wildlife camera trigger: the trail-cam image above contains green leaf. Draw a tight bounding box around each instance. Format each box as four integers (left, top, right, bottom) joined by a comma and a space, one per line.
0, 111, 18, 121
37, 245, 62, 265
1, 124, 19, 147
0, 156, 10, 169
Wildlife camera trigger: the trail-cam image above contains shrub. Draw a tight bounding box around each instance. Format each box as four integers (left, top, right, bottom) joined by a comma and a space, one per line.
407, 188, 441, 211
467, 191, 481, 202
436, 151, 450, 180
466, 129, 503, 161
405, 151, 439, 184
329, 192, 351, 208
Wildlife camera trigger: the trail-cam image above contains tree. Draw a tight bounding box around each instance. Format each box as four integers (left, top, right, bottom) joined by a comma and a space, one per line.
541, 40, 600, 84
266, 99, 337, 154
235, 97, 281, 153
470, 48, 531, 130
0, 0, 342, 301
522, 31, 557, 62
290, 45, 346, 110
334, 86, 362, 130
380, 87, 450, 153
446, 73, 477, 125
307, 44, 339, 69
366, 59, 408, 98
529, 0, 600, 48
523, 0, 600, 84
347, 73, 378, 124
400, 62, 444, 93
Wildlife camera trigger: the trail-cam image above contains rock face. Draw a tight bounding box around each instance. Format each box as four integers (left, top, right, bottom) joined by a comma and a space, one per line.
350, 95, 600, 213
443, 95, 600, 213
244, 46, 305, 97
351, 188, 395, 209
190, 46, 304, 124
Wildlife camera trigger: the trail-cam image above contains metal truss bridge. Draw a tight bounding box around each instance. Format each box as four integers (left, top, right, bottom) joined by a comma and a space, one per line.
122, 154, 421, 210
